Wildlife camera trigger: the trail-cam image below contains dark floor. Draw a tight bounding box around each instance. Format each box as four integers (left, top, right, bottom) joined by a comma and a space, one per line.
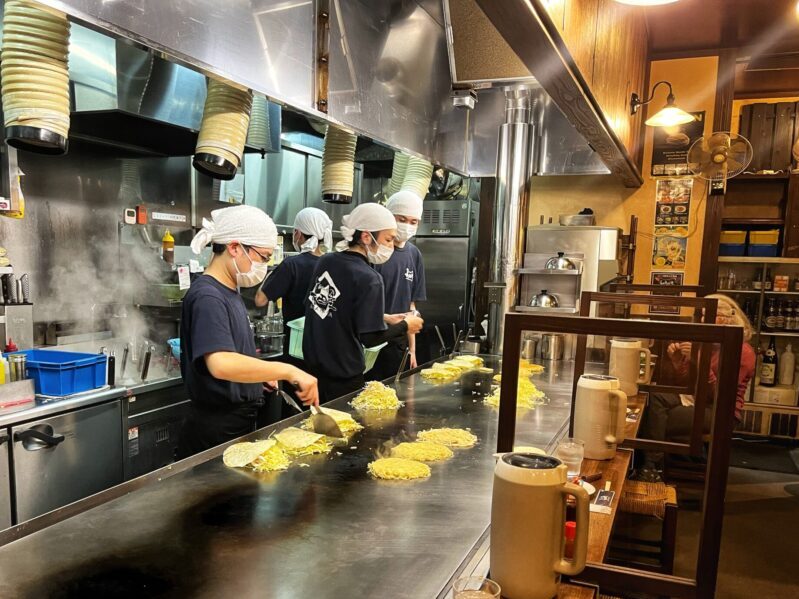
612, 442, 799, 597
670, 466, 799, 598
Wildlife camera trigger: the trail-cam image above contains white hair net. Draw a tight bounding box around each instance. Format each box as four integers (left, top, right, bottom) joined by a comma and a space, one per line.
386, 190, 423, 220
190, 205, 278, 254
293, 207, 333, 253
335, 203, 397, 251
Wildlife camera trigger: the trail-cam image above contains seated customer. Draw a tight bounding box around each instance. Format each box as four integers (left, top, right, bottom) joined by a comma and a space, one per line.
637, 294, 755, 482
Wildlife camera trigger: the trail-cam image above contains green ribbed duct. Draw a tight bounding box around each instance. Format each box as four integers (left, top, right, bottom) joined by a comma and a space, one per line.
385, 152, 409, 197
322, 124, 357, 204
401, 156, 433, 199
193, 79, 253, 180
1, 0, 71, 154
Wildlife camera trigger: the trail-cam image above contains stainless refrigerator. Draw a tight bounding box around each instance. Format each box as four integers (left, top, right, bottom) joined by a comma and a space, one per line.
412, 197, 479, 364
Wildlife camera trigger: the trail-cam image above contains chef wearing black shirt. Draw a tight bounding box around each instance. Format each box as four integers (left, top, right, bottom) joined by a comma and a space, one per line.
303, 203, 423, 403
370, 191, 427, 380
177, 205, 319, 458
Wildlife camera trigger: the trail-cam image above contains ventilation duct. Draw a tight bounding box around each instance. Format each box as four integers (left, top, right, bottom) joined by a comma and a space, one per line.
386, 152, 410, 197
400, 156, 434, 199
246, 94, 271, 153
193, 79, 253, 180
1, 0, 71, 154
321, 124, 358, 204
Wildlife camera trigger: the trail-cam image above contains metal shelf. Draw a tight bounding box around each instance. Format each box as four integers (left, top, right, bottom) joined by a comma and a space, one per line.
515, 305, 579, 314
718, 257, 799, 264
728, 290, 799, 295
759, 331, 799, 337
517, 268, 581, 276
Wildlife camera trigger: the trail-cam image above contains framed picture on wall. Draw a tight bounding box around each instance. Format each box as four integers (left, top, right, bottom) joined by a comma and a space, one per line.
651, 111, 705, 176
649, 271, 684, 314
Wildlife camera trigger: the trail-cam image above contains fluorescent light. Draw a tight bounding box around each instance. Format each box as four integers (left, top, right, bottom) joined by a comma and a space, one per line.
614, 0, 679, 5
645, 105, 696, 127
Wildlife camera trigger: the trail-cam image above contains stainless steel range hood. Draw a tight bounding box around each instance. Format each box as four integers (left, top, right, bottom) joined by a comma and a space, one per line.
68, 24, 280, 156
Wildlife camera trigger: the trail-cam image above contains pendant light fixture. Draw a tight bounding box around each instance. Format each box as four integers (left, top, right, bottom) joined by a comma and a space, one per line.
613, 0, 680, 5
630, 80, 695, 127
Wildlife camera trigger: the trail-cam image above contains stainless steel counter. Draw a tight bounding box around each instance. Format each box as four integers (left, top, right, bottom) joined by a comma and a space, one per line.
0, 376, 183, 428
0, 358, 576, 598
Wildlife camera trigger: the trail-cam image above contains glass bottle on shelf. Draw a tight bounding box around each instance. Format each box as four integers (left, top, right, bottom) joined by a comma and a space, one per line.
764, 298, 777, 329
777, 301, 786, 330
793, 276, 799, 292
785, 301, 795, 331
765, 268, 773, 291
753, 269, 763, 291
760, 336, 778, 387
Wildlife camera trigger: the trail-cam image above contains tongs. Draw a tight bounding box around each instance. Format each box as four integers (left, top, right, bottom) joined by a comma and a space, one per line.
310, 404, 344, 438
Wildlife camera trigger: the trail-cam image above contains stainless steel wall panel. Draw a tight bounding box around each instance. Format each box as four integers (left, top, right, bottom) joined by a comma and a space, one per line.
327, 0, 467, 173
36, 0, 315, 109
0, 432, 10, 530
11, 401, 123, 523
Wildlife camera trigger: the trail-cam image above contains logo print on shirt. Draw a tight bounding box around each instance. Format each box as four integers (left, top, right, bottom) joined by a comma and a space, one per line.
404, 268, 414, 282
308, 271, 340, 319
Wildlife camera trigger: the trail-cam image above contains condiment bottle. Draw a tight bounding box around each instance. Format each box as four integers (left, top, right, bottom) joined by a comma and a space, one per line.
161, 229, 175, 264
4, 339, 18, 353
564, 521, 577, 559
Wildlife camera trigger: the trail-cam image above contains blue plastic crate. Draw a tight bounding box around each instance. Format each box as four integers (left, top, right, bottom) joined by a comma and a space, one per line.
719, 243, 746, 256
11, 349, 107, 396
747, 244, 778, 257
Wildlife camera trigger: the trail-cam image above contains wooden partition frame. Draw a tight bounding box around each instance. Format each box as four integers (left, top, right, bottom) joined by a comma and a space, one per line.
575, 292, 718, 456
498, 313, 742, 598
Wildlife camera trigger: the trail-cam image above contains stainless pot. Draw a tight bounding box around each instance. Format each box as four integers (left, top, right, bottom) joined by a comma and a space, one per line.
544, 252, 577, 271
538, 333, 565, 361
459, 338, 481, 354
530, 289, 560, 308
521, 338, 538, 360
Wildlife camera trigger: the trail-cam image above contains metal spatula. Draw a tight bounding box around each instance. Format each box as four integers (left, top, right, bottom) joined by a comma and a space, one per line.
310, 404, 344, 438
277, 388, 303, 414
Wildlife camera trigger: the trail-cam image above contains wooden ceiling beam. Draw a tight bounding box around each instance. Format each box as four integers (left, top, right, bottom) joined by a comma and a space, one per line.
473, 0, 644, 188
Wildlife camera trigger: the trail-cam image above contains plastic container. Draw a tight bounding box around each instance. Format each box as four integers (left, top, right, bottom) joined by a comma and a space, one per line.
167, 338, 181, 360
287, 317, 385, 372
719, 243, 746, 256
720, 230, 747, 244
12, 349, 107, 396
748, 244, 778, 257
749, 230, 780, 245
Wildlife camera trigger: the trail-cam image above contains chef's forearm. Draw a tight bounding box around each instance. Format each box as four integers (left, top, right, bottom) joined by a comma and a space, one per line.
205, 351, 298, 383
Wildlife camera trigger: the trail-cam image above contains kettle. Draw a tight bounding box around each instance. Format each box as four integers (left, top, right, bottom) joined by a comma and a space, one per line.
491, 453, 590, 599
573, 374, 627, 460
609, 338, 652, 396
544, 252, 577, 271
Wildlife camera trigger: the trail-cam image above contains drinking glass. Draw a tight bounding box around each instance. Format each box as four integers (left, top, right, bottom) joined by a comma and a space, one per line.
452, 576, 501, 599
556, 438, 585, 478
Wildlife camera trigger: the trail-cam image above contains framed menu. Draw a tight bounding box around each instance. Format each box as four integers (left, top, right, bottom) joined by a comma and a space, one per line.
651, 111, 705, 176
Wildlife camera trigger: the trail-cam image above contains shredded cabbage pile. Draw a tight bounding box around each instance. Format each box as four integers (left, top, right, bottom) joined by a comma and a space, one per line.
275, 427, 333, 457
350, 381, 403, 410
484, 376, 545, 409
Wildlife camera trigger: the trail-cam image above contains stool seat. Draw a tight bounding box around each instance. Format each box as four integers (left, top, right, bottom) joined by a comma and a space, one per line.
619, 480, 678, 519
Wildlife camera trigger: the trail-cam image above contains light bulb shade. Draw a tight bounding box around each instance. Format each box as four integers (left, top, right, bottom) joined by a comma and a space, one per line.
645, 105, 695, 127
614, 0, 679, 5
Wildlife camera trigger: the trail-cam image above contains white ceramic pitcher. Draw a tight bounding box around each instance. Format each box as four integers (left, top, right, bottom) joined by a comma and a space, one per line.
573, 374, 628, 460
609, 338, 651, 396
491, 453, 590, 599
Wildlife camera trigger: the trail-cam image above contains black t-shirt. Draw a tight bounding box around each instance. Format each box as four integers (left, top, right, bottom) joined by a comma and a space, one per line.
180, 275, 262, 408
261, 252, 319, 323
303, 251, 386, 380
375, 242, 427, 313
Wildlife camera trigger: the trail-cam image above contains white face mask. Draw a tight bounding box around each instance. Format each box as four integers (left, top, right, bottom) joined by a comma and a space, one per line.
234, 248, 269, 291
366, 234, 394, 265
395, 222, 418, 243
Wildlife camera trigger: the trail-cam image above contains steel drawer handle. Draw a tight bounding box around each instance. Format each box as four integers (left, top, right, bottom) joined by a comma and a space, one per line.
14, 429, 65, 447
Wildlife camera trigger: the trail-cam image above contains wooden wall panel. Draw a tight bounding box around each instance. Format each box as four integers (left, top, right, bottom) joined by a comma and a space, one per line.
561, 0, 599, 88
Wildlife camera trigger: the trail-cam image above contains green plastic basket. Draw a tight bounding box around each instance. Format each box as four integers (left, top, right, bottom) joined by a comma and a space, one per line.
287, 317, 386, 373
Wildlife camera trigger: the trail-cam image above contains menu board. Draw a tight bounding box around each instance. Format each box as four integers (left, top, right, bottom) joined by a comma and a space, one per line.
651, 111, 705, 176
649, 272, 684, 315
